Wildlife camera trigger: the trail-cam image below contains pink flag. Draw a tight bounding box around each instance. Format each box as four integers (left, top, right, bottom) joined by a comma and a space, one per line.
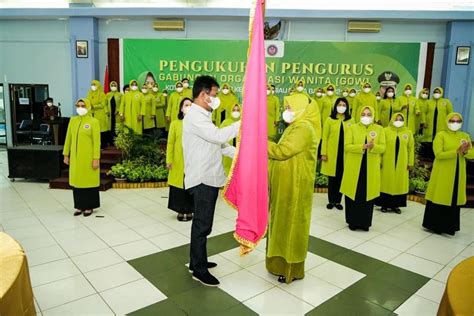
224, 0, 268, 256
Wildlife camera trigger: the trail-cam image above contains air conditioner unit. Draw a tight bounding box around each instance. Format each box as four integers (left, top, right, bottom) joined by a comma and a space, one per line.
153, 19, 185, 31
347, 21, 382, 33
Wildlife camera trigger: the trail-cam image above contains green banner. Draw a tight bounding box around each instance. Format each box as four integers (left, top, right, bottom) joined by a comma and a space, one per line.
122, 39, 421, 98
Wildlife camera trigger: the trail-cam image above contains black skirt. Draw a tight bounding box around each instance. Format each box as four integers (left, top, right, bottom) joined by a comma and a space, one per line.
328, 123, 345, 204
168, 185, 194, 214
73, 187, 100, 210
423, 158, 460, 235
345, 151, 374, 229
377, 193, 407, 208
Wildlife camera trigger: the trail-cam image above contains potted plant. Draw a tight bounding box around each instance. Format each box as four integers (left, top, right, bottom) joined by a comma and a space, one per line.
315, 171, 329, 189
410, 177, 428, 196
107, 163, 128, 183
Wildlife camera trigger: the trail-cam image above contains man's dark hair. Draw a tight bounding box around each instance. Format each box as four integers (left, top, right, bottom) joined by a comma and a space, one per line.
192, 75, 219, 99
330, 97, 351, 121
45, 97, 53, 102
178, 98, 193, 120
123, 84, 130, 93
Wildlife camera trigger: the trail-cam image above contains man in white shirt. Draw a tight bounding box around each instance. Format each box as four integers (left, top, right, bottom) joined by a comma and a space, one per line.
183, 75, 240, 287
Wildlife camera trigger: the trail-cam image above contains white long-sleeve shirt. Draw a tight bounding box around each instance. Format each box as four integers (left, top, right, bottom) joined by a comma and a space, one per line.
182, 103, 240, 189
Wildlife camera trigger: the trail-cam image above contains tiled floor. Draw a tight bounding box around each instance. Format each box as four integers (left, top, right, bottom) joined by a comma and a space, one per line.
1, 148, 473, 315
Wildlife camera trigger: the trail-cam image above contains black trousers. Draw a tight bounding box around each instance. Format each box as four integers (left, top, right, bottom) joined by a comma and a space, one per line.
188, 184, 219, 275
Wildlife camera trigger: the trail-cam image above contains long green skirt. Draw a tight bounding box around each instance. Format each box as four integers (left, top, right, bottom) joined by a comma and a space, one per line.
266, 256, 305, 284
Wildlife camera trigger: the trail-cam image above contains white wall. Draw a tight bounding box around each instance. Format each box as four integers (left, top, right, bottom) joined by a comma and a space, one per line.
0, 19, 73, 117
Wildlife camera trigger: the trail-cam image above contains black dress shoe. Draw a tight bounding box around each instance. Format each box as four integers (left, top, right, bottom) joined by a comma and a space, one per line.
192, 272, 220, 287
335, 204, 343, 210
189, 262, 218, 272
349, 225, 356, 231
326, 203, 334, 210
277, 276, 286, 283
394, 208, 401, 214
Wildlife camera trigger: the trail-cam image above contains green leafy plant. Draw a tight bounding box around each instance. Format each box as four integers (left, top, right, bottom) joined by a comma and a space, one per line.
107, 163, 127, 179
409, 135, 431, 193
315, 171, 329, 188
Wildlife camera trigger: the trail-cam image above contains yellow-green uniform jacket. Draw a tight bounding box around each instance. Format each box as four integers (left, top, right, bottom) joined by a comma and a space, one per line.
393, 91, 420, 134
380, 114, 414, 195
267, 114, 318, 263
214, 91, 239, 126
320, 93, 338, 127
63, 99, 101, 188
87, 80, 108, 132
320, 116, 355, 177
340, 107, 386, 200
166, 120, 185, 188
105, 91, 123, 131
346, 95, 356, 115
166, 91, 185, 123
423, 87, 453, 142
378, 98, 395, 127
183, 87, 193, 99
153, 91, 167, 128
220, 116, 240, 175
416, 91, 429, 135
119, 83, 144, 135
354, 92, 378, 122
425, 113, 474, 206
267, 94, 280, 139
141, 92, 156, 130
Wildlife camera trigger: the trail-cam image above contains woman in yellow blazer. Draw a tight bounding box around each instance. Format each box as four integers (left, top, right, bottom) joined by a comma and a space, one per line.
63, 98, 101, 217
166, 97, 194, 221
378, 86, 396, 127
340, 106, 386, 231
423, 112, 474, 235
379, 113, 414, 213
321, 98, 354, 210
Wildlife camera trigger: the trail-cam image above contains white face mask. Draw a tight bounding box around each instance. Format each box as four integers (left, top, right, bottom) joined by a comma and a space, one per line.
360, 116, 373, 125
91, 85, 97, 91
47, 102, 53, 107
342, 92, 348, 97
376, 96, 381, 101
76, 107, 88, 116
222, 89, 229, 95
421, 93, 428, 99
282, 110, 295, 124
110, 86, 117, 92
152, 87, 159, 92
363, 87, 371, 93
349, 92, 356, 98
183, 82, 189, 88
336, 106, 347, 114
176, 87, 183, 93
386, 92, 394, 98
296, 86, 304, 92
404, 89, 412, 96
182, 106, 190, 115
433, 93, 441, 99
266, 90, 271, 96
131, 86, 138, 91
326, 90, 334, 96
141, 89, 148, 94
316, 92, 322, 97
163, 93, 168, 97
231, 111, 241, 119
393, 120, 404, 128
448, 122, 462, 131
209, 96, 221, 110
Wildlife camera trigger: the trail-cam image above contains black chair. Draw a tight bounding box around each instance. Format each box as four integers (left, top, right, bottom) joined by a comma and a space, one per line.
32, 124, 52, 145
